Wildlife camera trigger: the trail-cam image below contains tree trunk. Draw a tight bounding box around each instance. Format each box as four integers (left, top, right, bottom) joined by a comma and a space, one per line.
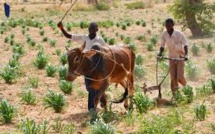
185, 12, 203, 37
185, 0, 203, 37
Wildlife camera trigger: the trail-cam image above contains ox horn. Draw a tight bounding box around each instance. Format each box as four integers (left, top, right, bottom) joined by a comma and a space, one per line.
65, 46, 69, 51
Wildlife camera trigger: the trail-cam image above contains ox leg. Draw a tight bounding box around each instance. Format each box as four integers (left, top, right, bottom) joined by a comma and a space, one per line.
100, 92, 107, 109
127, 74, 134, 110
119, 81, 129, 109
93, 81, 109, 111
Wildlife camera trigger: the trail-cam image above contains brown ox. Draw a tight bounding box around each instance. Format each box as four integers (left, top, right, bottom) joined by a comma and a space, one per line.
67, 44, 135, 110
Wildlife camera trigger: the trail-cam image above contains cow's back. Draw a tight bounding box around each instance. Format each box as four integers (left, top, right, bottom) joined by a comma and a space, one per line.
102, 45, 135, 83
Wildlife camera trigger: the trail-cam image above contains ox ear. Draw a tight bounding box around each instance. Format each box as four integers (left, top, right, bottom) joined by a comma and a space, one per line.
83, 50, 97, 58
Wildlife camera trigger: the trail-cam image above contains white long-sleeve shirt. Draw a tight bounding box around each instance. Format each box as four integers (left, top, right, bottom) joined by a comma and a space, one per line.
71, 34, 106, 52
159, 29, 188, 58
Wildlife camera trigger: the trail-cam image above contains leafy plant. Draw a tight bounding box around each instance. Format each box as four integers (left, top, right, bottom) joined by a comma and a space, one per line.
134, 65, 146, 79
66, 23, 72, 31
33, 51, 49, 69
44, 90, 66, 113
22, 28, 26, 35
55, 48, 61, 56
196, 83, 213, 97
182, 85, 193, 103
43, 37, 48, 42
28, 40, 36, 47
172, 91, 188, 104
123, 110, 135, 126
28, 77, 39, 88
59, 80, 73, 94
10, 34, 15, 39
80, 21, 88, 29
211, 78, 215, 93
147, 42, 154, 51
121, 24, 127, 30
108, 38, 115, 45
39, 29, 45, 36
135, 20, 141, 25
128, 43, 137, 52
132, 92, 154, 114
63, 123, 75, 134
40, 119, 50, 134
89, 109, 99, 123
59, 53, 68, 65
136, 35, 146, 41
0, 65, 17, 83
207, 58, 215, 74
90, 120, 115, 134
123, 36, 131, 44
141, 20, 146, 27
191, 43, 200, 56
206, 42, 213, 53
185, 61, 198, 81
8, 58, 20, 68
135, 54, 144, 65
45, 64, 57, 77
59, 66, 68, 80
20, 89, 36, 105
101, 103, 118, 123
13, 43, 25, 55
4, 36, 10, 43
51, 117, 64, 133
0, 99, 15, 123
150, 35, 158, 45
10, 39, 15, 46
49, 39, 56, 47
20, 118, 41, 134
12, 53, 21, 61
138, 109, 186, 134
195, 103, 206, 121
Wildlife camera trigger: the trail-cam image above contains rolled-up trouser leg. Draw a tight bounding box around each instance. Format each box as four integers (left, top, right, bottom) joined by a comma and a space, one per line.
169, 61, 179, 95
177, 60, 186, 86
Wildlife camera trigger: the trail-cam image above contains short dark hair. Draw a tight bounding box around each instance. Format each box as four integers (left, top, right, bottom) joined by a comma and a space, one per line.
165, 18, 174, 26
88, 22, 98, 29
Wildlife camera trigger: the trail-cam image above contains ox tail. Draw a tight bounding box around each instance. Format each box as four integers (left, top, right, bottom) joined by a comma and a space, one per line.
112, 87, 128, 103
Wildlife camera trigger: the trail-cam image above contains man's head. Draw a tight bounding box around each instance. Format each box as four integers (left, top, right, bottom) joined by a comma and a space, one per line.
88, 22, 98, 34
165, 18, 174, 32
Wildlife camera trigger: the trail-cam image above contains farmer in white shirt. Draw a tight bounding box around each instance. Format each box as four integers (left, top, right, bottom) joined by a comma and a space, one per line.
157, 18, 188, 97
57, 21, 106, 111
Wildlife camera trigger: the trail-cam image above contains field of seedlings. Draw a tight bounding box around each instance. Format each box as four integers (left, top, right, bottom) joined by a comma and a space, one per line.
0, 0, 215, 133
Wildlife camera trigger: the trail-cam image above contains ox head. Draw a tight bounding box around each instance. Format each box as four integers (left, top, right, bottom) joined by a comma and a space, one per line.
74, 45, 103, 76
66, 47, 83, 81
67, 45, 103, 81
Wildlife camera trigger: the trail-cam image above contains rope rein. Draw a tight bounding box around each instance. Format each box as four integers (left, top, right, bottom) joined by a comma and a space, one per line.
75, 46, 117, 81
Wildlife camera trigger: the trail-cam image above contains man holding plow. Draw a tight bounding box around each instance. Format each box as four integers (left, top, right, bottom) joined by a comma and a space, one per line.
157, 18, 189, 98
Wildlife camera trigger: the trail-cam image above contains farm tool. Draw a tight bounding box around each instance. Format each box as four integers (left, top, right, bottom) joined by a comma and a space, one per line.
140, 56, 186, 99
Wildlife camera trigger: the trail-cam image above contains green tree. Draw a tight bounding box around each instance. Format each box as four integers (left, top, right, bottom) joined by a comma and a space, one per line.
168, 0, 215, 37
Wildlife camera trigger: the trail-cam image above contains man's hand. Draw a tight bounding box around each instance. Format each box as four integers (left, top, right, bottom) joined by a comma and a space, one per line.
184, 55, 188, 61
157, 53, 162, 58
57, 22, 63, 30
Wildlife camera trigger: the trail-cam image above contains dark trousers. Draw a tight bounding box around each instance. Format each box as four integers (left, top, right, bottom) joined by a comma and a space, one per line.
85, 78, 98, 111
